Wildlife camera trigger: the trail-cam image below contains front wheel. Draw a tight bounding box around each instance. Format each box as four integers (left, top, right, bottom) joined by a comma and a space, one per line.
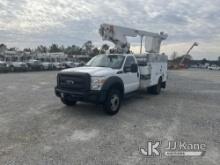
103, 89, 121, 115
61, 97, 77, 106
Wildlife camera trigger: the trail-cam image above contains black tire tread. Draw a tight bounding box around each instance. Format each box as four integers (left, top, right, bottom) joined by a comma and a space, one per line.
103, 89, 121, 115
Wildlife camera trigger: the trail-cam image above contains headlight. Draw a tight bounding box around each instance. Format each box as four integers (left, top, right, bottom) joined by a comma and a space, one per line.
91, 76, 106, 90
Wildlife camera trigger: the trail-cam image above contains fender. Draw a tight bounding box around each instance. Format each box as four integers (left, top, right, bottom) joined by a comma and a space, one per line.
101, 76, 124, 96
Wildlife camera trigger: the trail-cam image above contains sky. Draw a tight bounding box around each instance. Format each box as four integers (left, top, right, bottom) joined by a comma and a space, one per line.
0, 0, 220, 60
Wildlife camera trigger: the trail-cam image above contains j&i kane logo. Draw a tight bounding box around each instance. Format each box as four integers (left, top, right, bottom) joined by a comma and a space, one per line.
140, 140, 206, 157
140, 141, 161, 157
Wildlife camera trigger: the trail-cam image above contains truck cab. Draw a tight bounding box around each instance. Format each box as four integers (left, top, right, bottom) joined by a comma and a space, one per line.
55, 53, 167, 115
55, 54, 139, 114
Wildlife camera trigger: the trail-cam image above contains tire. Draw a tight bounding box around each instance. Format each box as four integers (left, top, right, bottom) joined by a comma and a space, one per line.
103, 89, 121, 115
28, 66, 32, 71
40, 66, 44, 71
149, 77, 162, 95
161, 81, 166, 89
10, 66, 15, 72
61, 97, 77, 106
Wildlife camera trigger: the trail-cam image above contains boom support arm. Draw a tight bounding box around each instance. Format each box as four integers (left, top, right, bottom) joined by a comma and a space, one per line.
99, 23, 168, 53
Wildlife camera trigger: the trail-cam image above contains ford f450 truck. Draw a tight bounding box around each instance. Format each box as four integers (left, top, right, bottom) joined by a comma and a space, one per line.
55, 53, 167, 115
55, 24, 168, 115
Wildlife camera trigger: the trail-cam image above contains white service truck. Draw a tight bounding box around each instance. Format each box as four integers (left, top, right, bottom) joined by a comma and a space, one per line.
208, 65, 220, 70
55, 24, 168, 115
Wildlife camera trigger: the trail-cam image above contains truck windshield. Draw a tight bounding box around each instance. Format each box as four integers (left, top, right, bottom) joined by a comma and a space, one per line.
86, 55, 125, 69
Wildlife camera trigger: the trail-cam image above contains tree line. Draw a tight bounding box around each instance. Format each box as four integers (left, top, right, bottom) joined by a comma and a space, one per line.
0, 41, 111, 57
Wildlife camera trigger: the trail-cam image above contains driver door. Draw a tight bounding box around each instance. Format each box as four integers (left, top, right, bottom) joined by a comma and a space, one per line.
120, 56, 139, 93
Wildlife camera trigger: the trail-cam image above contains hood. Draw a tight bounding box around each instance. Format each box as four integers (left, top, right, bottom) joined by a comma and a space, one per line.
61, 66, 117, 76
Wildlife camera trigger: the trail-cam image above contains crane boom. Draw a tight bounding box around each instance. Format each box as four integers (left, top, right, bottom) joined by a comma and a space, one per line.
186, 42, 198, 55
179, 42, 198, 65
99, 23, 168, 54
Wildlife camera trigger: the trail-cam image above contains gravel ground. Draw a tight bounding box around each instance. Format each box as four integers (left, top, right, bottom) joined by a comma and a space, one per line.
0, 69, 219, 165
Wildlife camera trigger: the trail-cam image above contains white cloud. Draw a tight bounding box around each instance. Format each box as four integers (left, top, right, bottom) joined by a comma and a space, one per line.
0, 0, 220, 59
0, 0, 100, 32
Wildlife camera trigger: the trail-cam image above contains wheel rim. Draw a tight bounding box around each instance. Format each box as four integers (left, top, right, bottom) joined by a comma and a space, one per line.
110, 94, 120, 111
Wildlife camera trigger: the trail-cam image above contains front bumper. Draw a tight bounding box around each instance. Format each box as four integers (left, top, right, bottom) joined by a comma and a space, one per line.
55, 87, 107, 103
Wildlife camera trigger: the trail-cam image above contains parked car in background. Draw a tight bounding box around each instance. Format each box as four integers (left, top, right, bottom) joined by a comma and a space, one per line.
208, 65, 220, 70
41, 62, 53, 70
0, 61, 9, 72
27, 60, 43, 71
190, 64, 199, 69
73, 62, 81, 67
196, 64, 208, 69
52, 62, 66, 70
8, 61, 28, 72
79, 61, 86, 66
62, 61, 75, 68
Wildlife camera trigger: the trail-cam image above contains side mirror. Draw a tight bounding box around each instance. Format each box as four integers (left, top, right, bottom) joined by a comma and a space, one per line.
131, 64, 138, 73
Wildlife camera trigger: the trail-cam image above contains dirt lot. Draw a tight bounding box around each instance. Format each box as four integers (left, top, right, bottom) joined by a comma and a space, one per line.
0, 69, 219, 165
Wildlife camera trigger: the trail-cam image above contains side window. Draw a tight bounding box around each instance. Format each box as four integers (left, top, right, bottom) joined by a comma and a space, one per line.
124, 56, 136, 72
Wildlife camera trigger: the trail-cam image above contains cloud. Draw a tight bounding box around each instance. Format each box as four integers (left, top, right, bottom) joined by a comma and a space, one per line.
0, 0, 220, 59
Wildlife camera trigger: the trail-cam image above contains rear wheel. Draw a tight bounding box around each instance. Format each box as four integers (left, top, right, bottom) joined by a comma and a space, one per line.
61, 97, 77, 106
148, 77, 162, 95
103, 89, 121, 115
